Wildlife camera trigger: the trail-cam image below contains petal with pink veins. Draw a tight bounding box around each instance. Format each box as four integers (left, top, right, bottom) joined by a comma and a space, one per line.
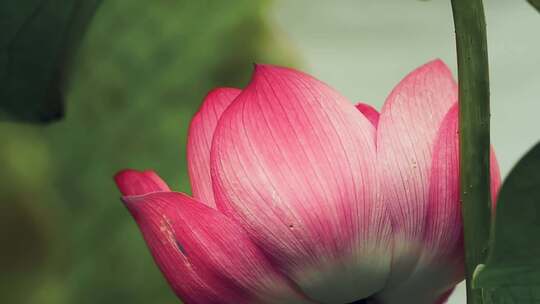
211, 64, 392, 303
187, 88, 241, 208
376, 59, 458, 289
375, 104, 501, 303
375, 104, 461, 303
115, 170, 311, 304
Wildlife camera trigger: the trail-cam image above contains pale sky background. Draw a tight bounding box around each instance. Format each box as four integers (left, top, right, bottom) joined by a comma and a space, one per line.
272, 1, 540, 303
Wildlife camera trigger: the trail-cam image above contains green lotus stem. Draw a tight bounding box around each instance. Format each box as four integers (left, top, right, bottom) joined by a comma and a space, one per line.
451, 0, 492, 303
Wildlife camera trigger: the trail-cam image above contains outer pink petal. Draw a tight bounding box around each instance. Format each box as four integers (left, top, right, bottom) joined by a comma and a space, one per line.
115, 169, 170, 195
423, 105, 501, 284
211, 64, 391, 303
424, 105, 463, 280
187, 88, 241, 208
376, 59, 458, 286
122, 191, 311, 304
375, 104, 501, 303
375, 105, 461, 303
355, 102, 380, 129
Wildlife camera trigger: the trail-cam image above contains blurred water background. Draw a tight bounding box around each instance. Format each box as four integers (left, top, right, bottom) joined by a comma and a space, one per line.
0, 1, 538, 303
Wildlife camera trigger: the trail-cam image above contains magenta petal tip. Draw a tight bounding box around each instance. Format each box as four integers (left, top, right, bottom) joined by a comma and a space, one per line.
114, 169, 170, 196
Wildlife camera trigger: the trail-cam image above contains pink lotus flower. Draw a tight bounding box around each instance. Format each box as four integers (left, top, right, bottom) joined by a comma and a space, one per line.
114, 60, 501, 304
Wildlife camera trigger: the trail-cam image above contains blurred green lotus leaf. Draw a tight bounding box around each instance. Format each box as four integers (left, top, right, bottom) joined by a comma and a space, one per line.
473, 142, 540, 303
0, 1, 297, 303
0, 0, 101, 123
529, 0, 540, 12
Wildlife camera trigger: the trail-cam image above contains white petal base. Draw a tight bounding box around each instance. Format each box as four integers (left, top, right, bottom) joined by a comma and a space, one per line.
294, 247, 391, 304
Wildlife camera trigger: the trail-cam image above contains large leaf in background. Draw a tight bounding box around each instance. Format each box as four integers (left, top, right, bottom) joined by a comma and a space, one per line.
474, 142, 540, 303
530, 0, 540, 12
0, 1, 296, 303
0, 0, 101, 123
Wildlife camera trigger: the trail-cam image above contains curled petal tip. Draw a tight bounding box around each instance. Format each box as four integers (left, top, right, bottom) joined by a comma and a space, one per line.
114, 169, 170, 196
355, 102, 380, 128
